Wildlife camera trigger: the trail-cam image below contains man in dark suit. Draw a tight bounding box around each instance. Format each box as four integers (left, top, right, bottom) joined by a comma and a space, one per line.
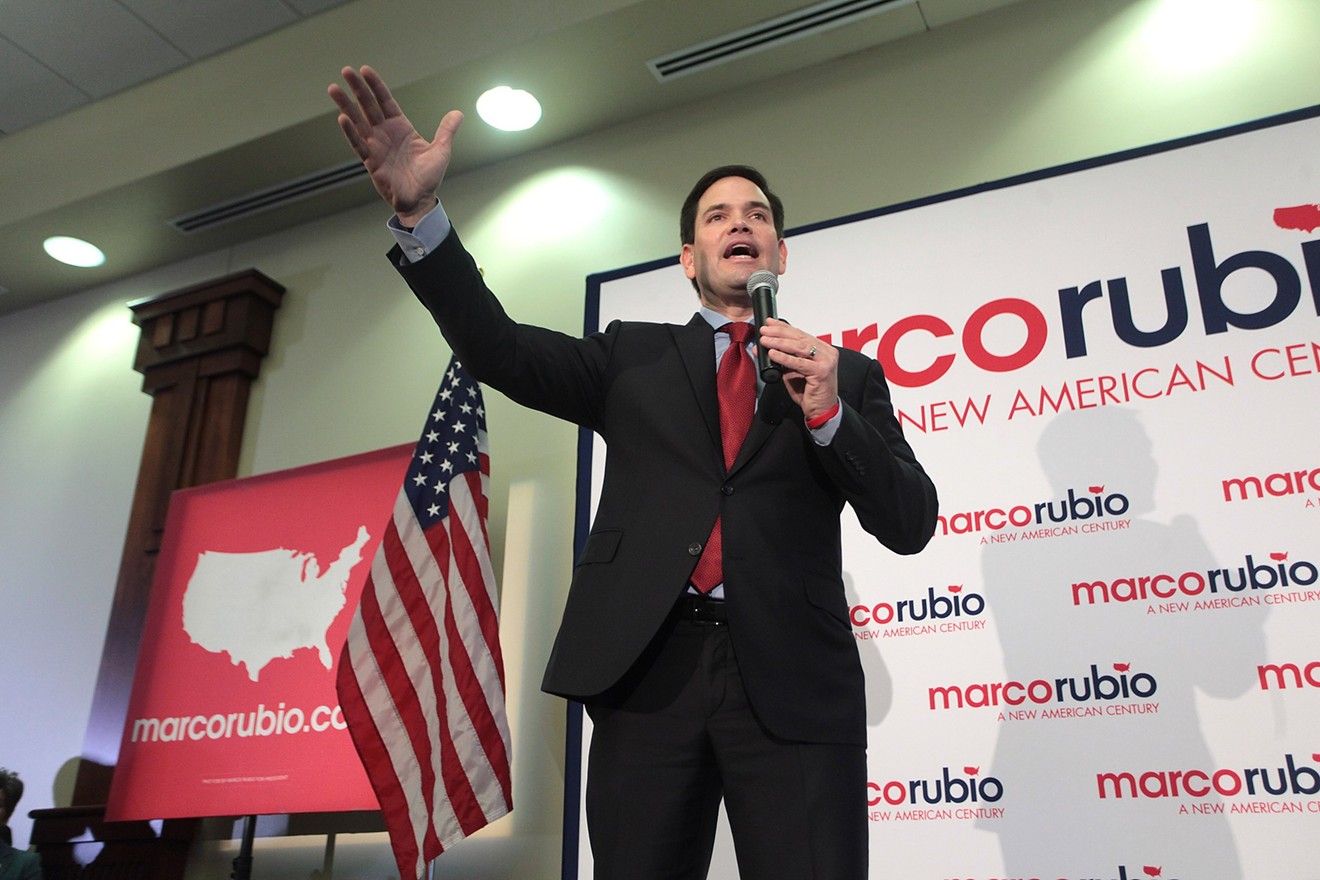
0, 769, 42, 880
330, 66, 938, 880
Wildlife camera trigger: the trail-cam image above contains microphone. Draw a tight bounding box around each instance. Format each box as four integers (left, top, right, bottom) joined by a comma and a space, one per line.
747, 270, 781, 383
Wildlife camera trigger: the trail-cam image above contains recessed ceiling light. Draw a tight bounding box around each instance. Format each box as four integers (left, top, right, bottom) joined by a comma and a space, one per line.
44, 235, 106, 268
476, 86, 542, 132
1140, 0, 1257, 74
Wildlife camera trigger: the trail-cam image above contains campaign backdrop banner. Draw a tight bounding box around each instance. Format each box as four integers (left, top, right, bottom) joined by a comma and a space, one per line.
106, 444, 412, 821
569, 106, 1320, 879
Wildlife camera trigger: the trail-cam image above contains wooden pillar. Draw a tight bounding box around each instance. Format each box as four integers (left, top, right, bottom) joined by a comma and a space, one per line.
30, 269, 284, 878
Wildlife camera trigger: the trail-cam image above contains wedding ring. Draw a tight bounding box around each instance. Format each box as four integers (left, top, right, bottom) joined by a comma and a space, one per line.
808, 345, 818, 359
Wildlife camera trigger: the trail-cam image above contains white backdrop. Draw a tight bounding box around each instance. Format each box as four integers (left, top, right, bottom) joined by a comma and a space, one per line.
569, 106, 1320, 880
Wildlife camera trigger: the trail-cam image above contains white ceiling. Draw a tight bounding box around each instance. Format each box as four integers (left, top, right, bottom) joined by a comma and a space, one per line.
0, 0, 1026, 315
0, 0, 355, 133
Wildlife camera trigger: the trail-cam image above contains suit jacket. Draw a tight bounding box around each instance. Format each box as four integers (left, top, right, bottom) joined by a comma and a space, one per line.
393, 230, 938, 745
0, 841, 42, 880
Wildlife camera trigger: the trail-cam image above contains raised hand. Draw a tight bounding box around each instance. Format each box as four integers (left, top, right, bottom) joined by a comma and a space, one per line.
328, 65, 464, 226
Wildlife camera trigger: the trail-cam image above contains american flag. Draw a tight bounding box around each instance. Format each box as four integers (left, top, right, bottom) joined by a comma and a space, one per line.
336, 358, 512, 880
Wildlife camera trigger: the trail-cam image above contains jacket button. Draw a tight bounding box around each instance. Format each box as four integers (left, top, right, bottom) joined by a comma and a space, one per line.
687, 542, 703, 556
720, 484, 734, 495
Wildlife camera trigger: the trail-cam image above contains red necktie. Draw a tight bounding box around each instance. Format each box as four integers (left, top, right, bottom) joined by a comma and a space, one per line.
690, 322, 756, 593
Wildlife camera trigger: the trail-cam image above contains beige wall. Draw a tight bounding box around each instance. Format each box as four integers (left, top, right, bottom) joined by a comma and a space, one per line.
5, 0, 1320, 875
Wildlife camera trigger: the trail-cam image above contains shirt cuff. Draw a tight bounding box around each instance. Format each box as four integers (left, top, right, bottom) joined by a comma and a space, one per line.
806, 400, 842, 446
388, 200, 452, 263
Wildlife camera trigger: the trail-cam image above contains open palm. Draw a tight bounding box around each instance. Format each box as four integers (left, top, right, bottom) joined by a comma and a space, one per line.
329, 66, 463, 224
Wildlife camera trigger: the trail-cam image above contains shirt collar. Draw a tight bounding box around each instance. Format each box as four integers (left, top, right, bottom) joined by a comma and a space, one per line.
697, 305, 753, 332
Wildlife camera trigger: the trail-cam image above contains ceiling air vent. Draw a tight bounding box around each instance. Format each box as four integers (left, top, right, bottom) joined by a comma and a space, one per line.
169, 159, 369, 234
647, 0, 917, 81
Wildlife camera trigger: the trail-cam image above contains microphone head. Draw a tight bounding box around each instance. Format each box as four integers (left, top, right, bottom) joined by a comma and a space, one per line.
746, 269, 778, 295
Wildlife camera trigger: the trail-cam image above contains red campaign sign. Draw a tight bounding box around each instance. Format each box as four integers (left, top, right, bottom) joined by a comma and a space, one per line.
106, 444, 412, 821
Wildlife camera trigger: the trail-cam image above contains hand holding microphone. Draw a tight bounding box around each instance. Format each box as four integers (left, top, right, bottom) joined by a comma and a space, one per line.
749, 274, 839, 422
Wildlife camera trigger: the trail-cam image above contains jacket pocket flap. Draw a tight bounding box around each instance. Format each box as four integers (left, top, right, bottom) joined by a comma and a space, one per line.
577, 529, 622, 565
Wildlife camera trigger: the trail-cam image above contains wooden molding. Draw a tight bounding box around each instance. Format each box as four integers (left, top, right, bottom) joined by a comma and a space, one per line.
38, 270, 283, 878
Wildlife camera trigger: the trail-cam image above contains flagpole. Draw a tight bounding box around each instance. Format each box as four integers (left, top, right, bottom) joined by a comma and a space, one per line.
229, 814, 256, 880
321, 831, 336, 879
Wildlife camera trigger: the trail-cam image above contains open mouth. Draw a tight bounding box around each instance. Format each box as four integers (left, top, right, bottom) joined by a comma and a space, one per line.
724, 242, 759, 259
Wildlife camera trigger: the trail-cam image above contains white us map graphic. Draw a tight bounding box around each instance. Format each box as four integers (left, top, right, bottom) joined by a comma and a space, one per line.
181, 526, 371, 681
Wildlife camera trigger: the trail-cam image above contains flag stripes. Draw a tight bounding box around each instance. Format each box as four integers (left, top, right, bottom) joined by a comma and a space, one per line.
337, 360, 512, 880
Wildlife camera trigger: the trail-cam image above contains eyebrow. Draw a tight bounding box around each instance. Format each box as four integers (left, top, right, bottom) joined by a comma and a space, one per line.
702, 199, 771, 218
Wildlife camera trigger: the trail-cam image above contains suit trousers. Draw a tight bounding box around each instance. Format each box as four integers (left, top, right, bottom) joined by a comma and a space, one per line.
584, 607, 868, 880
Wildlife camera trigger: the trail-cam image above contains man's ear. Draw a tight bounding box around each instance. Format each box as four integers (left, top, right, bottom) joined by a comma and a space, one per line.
778, 239, 788, 274
680, 243, 696, 280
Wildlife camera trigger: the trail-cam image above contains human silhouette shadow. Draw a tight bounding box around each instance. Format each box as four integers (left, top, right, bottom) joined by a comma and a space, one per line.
979, 408, 1265, 877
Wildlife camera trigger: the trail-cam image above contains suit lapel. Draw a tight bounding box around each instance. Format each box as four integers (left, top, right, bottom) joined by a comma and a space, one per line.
730, 381, 793, 474
673, 315, 721, 453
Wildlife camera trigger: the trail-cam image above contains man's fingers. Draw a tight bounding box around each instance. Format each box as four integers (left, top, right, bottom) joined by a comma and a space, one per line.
328, 81, 370, 136
342, 66, 385, 125
330, 69, 377, 134
335, 112, 368, 160
759, 321, 826, 363
360, 65, 401, 120
435, 109, 465, 145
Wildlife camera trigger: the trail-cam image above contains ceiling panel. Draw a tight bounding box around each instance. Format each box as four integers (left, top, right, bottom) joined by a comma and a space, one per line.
0, 35, 90, 132
120, 0, 300, 58
0, 0, 188, 97
0, 0, 356, 135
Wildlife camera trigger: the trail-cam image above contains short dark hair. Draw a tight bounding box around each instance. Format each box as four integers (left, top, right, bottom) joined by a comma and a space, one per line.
679, 164, 785, 245
0, 768, 22, 821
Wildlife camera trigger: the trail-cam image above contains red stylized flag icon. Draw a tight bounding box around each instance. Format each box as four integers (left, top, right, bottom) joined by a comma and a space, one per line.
963, 766, 979, 776
1113, 662, 1131, 673
948, 584, 963, 594
1274, 204, 1320, 233
1270, 552, 1288, 562
1088, 485, 1105, 494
